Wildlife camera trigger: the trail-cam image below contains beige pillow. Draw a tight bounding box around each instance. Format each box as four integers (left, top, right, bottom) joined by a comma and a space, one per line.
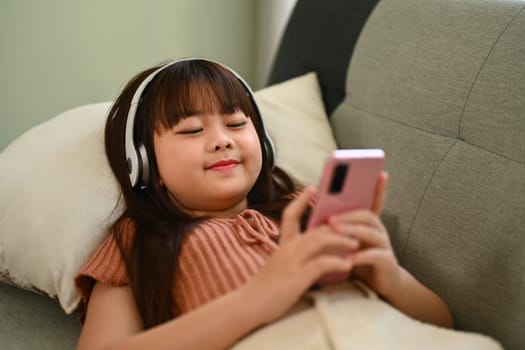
256, 72, 337, 186
0, 102, 118, 313
0, 72, 336, 313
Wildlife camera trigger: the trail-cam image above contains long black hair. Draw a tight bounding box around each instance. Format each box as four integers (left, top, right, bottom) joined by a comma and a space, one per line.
104, 59, 299, 328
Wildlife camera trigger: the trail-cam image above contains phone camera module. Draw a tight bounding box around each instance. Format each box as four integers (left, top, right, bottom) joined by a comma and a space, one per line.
329, 163, 349, 193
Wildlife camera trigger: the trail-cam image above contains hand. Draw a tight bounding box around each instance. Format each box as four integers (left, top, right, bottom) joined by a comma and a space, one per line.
241, 186, 359, 325
329, 210, 401, 296
328, 172, 402, 297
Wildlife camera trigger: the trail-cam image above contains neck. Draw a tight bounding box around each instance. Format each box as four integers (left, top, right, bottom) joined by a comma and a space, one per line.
193, 200, 248, 219
170, 195, 249, 219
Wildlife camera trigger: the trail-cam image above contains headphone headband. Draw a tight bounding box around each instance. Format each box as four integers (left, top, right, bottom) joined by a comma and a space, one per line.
124, 58, 275, 189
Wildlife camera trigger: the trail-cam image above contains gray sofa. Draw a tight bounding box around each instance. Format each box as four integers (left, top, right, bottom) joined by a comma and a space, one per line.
1, 0, 523, 349
269, 0, 524, 349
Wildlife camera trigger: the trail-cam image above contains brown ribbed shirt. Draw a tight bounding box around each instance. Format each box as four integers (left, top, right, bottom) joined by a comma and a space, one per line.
75, 209, 280, 316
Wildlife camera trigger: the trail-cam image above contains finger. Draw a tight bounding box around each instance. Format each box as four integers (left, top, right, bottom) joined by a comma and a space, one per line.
304, 255, 353, 281
326, 228, 361, 249
298, 229, 360, 262
351, 248, 393, 267
331, 223, 387, 248
330, 209, 386, 233
371, 171, 389, 215
280, 186, 317, 243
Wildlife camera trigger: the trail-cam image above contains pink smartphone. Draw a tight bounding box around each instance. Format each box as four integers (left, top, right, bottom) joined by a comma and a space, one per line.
307, 149, 385, 230
307, 149, 385, 285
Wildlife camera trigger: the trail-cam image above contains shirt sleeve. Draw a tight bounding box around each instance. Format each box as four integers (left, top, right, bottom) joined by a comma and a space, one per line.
74, 230, 133, 322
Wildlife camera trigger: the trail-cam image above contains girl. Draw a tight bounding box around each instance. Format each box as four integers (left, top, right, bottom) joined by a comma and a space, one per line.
75, 58, 453, 350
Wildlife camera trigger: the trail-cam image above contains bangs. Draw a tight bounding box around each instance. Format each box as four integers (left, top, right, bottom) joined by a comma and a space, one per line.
146, 61, 257, 133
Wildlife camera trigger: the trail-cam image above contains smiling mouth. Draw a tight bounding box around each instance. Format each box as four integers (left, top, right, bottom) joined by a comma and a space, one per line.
206, 160, 240, 171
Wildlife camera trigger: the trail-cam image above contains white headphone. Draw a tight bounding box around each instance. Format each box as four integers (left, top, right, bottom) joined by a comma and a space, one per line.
124, 58, 275, 189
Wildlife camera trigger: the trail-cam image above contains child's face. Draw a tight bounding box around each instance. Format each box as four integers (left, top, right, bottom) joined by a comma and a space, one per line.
153, 110, 263, 218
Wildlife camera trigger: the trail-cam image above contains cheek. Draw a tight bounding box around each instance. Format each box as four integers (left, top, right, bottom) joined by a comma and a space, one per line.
154, 137, 196, 185
250, 140, 264, 179
243, 129, 263, 167
254, 141, 264, 169
156, 148, 195, 177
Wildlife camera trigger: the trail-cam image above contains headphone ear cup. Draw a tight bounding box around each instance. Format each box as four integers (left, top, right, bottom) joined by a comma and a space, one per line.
137, 143, 150, 189
244, 91, 275, 169
263, 133, 275, 168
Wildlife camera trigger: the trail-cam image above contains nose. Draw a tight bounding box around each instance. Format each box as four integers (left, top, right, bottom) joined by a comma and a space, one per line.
208, 127, 234, 152
214, 139, 232, 151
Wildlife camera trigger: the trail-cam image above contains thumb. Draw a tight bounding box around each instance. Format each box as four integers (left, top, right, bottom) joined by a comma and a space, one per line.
280, 186, 317, 243
371, 171, 388, 215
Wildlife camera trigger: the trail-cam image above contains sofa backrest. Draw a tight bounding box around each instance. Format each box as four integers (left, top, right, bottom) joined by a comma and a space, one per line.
269, 0, 380, 115
330, 1, 525, 349
272, 0, 525, 349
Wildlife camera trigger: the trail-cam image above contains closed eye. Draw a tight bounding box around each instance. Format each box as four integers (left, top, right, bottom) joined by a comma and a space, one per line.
228, 121, 247, 128
178, 128, 203, 135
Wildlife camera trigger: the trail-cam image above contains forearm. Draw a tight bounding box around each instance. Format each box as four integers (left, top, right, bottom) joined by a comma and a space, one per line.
381, 267, 454, 328
108, 288, 261, 350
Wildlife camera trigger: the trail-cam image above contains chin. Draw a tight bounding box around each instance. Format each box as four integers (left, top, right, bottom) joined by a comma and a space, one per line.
208, 191, 248, 207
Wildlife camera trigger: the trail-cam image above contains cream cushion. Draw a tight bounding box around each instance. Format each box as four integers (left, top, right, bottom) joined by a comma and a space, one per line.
256, 72, 337, 186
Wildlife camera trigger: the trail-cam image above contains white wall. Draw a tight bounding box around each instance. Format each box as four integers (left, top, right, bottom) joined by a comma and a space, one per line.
254, 0, 297, 88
